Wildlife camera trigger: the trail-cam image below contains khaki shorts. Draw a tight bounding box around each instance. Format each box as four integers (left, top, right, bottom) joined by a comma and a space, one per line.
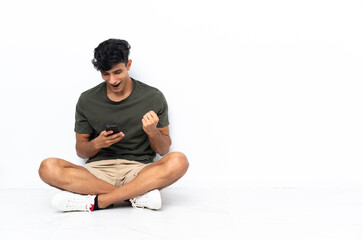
84, 159, 150, 187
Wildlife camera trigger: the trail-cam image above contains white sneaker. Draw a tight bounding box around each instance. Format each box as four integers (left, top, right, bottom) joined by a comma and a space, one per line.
51, 191, 96, 212
129, 189, 162, 210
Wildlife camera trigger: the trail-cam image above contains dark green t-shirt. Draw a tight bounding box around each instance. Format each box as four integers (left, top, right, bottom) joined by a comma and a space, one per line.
75, 79, 169, 164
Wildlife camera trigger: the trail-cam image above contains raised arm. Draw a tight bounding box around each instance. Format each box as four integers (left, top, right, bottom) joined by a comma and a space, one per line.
142, 111, 171, 156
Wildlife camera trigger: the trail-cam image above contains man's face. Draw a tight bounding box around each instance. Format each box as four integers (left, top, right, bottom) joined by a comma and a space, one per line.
101, 60, 132, 93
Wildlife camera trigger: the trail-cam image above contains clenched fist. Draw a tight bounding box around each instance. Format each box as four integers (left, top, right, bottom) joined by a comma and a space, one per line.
142, 110, 159, 135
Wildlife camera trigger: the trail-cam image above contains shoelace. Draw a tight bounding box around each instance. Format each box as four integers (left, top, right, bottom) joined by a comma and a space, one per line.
66, 195, 94, 213
129, 194, 148, 209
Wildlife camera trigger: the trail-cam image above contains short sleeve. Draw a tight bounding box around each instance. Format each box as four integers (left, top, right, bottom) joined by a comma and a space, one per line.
155, 91, 169, 128
74, 94, 94, 134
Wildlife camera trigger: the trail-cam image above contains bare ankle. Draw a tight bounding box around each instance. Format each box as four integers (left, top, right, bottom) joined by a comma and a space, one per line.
97, 194, 109, 209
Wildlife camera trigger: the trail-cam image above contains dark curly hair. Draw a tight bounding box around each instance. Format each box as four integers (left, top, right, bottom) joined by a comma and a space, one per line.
92, 39, 131, 72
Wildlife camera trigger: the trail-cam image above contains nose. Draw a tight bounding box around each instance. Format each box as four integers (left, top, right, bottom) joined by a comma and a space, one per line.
109, 74, 117, 84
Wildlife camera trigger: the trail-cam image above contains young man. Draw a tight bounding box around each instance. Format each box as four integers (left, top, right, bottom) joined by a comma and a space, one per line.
38, 39, 189, 212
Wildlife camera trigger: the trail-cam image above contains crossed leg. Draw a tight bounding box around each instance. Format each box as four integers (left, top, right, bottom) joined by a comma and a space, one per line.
39, 152, 189, 209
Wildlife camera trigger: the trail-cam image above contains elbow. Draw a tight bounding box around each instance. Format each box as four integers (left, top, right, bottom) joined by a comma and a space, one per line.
76, 149, 86, 159
75, 144, 89, 159
75, 144, 82, 158
157, 143, 171, 156
77, 151, 91, 160
76, 151, 86, 159
158, 149, 170, 156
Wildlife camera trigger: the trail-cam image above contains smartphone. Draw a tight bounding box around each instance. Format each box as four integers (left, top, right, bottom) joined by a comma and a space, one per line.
104, 124, 120, 135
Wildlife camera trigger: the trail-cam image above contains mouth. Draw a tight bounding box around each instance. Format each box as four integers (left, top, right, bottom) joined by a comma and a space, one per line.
110, 82, 121, 88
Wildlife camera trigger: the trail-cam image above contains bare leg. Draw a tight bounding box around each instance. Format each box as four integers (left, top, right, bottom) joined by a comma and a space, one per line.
38, 158, 117, 195
39, 152, 189, 209
97, 152, 189, 208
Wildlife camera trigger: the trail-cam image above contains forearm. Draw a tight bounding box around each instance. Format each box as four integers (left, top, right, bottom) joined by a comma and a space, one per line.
147, 130, 171, 156
76, 139, 101, 159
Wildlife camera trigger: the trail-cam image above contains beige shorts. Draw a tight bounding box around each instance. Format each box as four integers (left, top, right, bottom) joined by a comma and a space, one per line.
84, 159, 150, 187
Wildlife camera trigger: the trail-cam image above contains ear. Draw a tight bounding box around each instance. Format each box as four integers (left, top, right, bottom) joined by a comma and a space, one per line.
127, 59, 132, 70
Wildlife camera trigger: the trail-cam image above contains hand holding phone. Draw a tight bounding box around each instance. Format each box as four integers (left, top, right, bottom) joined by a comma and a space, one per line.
93, 125, 124, 149
104, 124, 120, 136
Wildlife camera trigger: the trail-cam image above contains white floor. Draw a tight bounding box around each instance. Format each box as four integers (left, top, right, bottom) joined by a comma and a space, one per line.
1, 187, 363, 240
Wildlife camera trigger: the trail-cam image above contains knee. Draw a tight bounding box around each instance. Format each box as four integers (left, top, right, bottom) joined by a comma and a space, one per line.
38, 158, 61, 182
166, 152, 189, 174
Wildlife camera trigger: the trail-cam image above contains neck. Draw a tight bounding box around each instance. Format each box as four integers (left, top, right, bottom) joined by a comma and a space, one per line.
107, 78, 133, 102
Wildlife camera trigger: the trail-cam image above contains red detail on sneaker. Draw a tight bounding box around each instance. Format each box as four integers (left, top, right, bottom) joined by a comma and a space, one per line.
89, 204, 95, 211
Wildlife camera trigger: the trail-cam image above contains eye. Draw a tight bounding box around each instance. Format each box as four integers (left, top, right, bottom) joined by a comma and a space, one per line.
102, 72, 109, 76
115, 70, 122, 74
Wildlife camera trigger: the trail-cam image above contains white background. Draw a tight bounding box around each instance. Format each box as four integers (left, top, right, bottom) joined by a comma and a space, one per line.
0, 0, 362, 189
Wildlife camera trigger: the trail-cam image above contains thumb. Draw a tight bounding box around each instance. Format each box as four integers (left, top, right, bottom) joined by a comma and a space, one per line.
101, 130, 110, 136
